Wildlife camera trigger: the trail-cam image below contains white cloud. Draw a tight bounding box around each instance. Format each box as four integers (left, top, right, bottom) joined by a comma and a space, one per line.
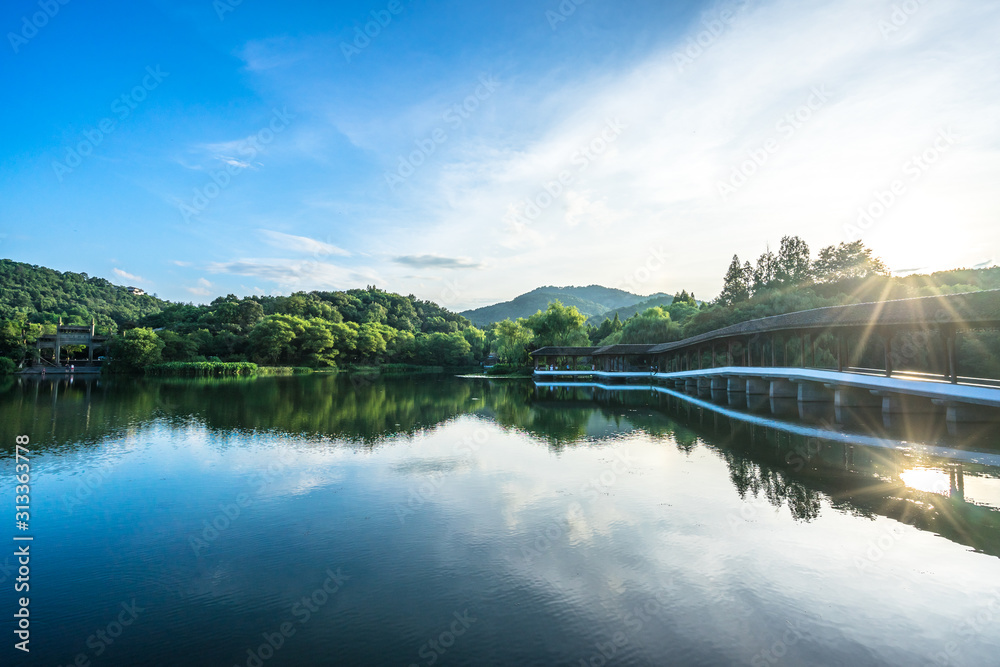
207, 258, 378, 290
258, 229, 351, 257
113, 268, 144, 282
351, 0, 1000, 306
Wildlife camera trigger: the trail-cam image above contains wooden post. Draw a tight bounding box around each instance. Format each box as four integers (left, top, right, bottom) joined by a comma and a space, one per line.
800, 334, 806, 368
727, 340, 734, 366
837, 335, 843, 373
771, 336, 776, 367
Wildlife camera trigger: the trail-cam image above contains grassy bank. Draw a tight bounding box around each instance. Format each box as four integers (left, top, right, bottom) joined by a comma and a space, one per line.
140, 362, 314, 376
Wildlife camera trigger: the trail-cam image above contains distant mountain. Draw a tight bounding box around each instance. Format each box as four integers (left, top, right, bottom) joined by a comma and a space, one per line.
460, 285, 672, 326
583, 293, 676, 327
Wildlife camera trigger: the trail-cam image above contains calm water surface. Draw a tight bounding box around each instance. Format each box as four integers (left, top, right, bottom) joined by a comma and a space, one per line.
2, 373, 1000, 666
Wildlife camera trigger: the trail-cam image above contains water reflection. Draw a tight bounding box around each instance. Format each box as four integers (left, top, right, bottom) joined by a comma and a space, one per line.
3, 373, 1000, 665
531, 381, 1000, 560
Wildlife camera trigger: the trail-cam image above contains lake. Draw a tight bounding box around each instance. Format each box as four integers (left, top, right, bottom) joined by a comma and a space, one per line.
2, 372, 1000, 666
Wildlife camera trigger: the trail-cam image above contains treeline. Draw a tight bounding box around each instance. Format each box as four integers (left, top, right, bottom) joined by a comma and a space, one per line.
487, 237, 1000, 374
107, 287, 487, 371
0, 261, 491, 371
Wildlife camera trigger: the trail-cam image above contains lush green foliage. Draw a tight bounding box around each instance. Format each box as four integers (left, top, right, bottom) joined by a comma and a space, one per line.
599, 307, 682, 345
0, 258, 167, 332
109, 328, 164, 370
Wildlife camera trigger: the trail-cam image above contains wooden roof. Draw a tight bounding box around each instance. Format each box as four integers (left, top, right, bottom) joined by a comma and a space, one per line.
648, 289, 1000, 354
530, 290, 1000, 358
531, 346, 599, 356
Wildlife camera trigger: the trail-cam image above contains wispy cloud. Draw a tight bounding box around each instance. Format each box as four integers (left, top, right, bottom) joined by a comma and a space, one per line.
207, 258, 376, 290
113, 268, 144, 282
258, 229, 351, 257
393, 255, 483, 269
358, 0, 1000, 304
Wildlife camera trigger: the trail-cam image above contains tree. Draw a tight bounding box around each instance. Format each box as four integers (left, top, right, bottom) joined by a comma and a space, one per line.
616, 307, 680, 344
415, 332, 473, 366
718, 255, 751, 306
672, 290, 697, 307
462, 326, 486, 360
591, 313, 623, 343
299, 319, 339, 367
813, 241, 889, 282
776, 235, 811, 284
494, 319, 532, 365
752, 247, 779, 293
110, 328, 164, 369
249, 315, 303, 364
524, 300, 589, 347
238, 299, 264, 330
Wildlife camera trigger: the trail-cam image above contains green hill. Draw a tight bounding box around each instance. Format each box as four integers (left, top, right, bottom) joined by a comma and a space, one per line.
0, 259, 168, 331
461, 285, 671, 325
584, 294, 677, 327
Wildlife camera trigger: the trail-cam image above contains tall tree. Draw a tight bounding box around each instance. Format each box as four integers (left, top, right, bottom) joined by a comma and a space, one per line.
718, 255, 751, 306
776, 235, 811, 284
494, 319, 532, 365
752, 247, 779, 292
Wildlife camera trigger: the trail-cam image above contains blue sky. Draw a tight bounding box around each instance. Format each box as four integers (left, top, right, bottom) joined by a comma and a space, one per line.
1, 0, 998, 310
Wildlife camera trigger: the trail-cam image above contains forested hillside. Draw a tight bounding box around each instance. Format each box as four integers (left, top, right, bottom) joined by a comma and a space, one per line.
0, 259, 167, 330
461, 285, 670, 325
0, 260, 485, 371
